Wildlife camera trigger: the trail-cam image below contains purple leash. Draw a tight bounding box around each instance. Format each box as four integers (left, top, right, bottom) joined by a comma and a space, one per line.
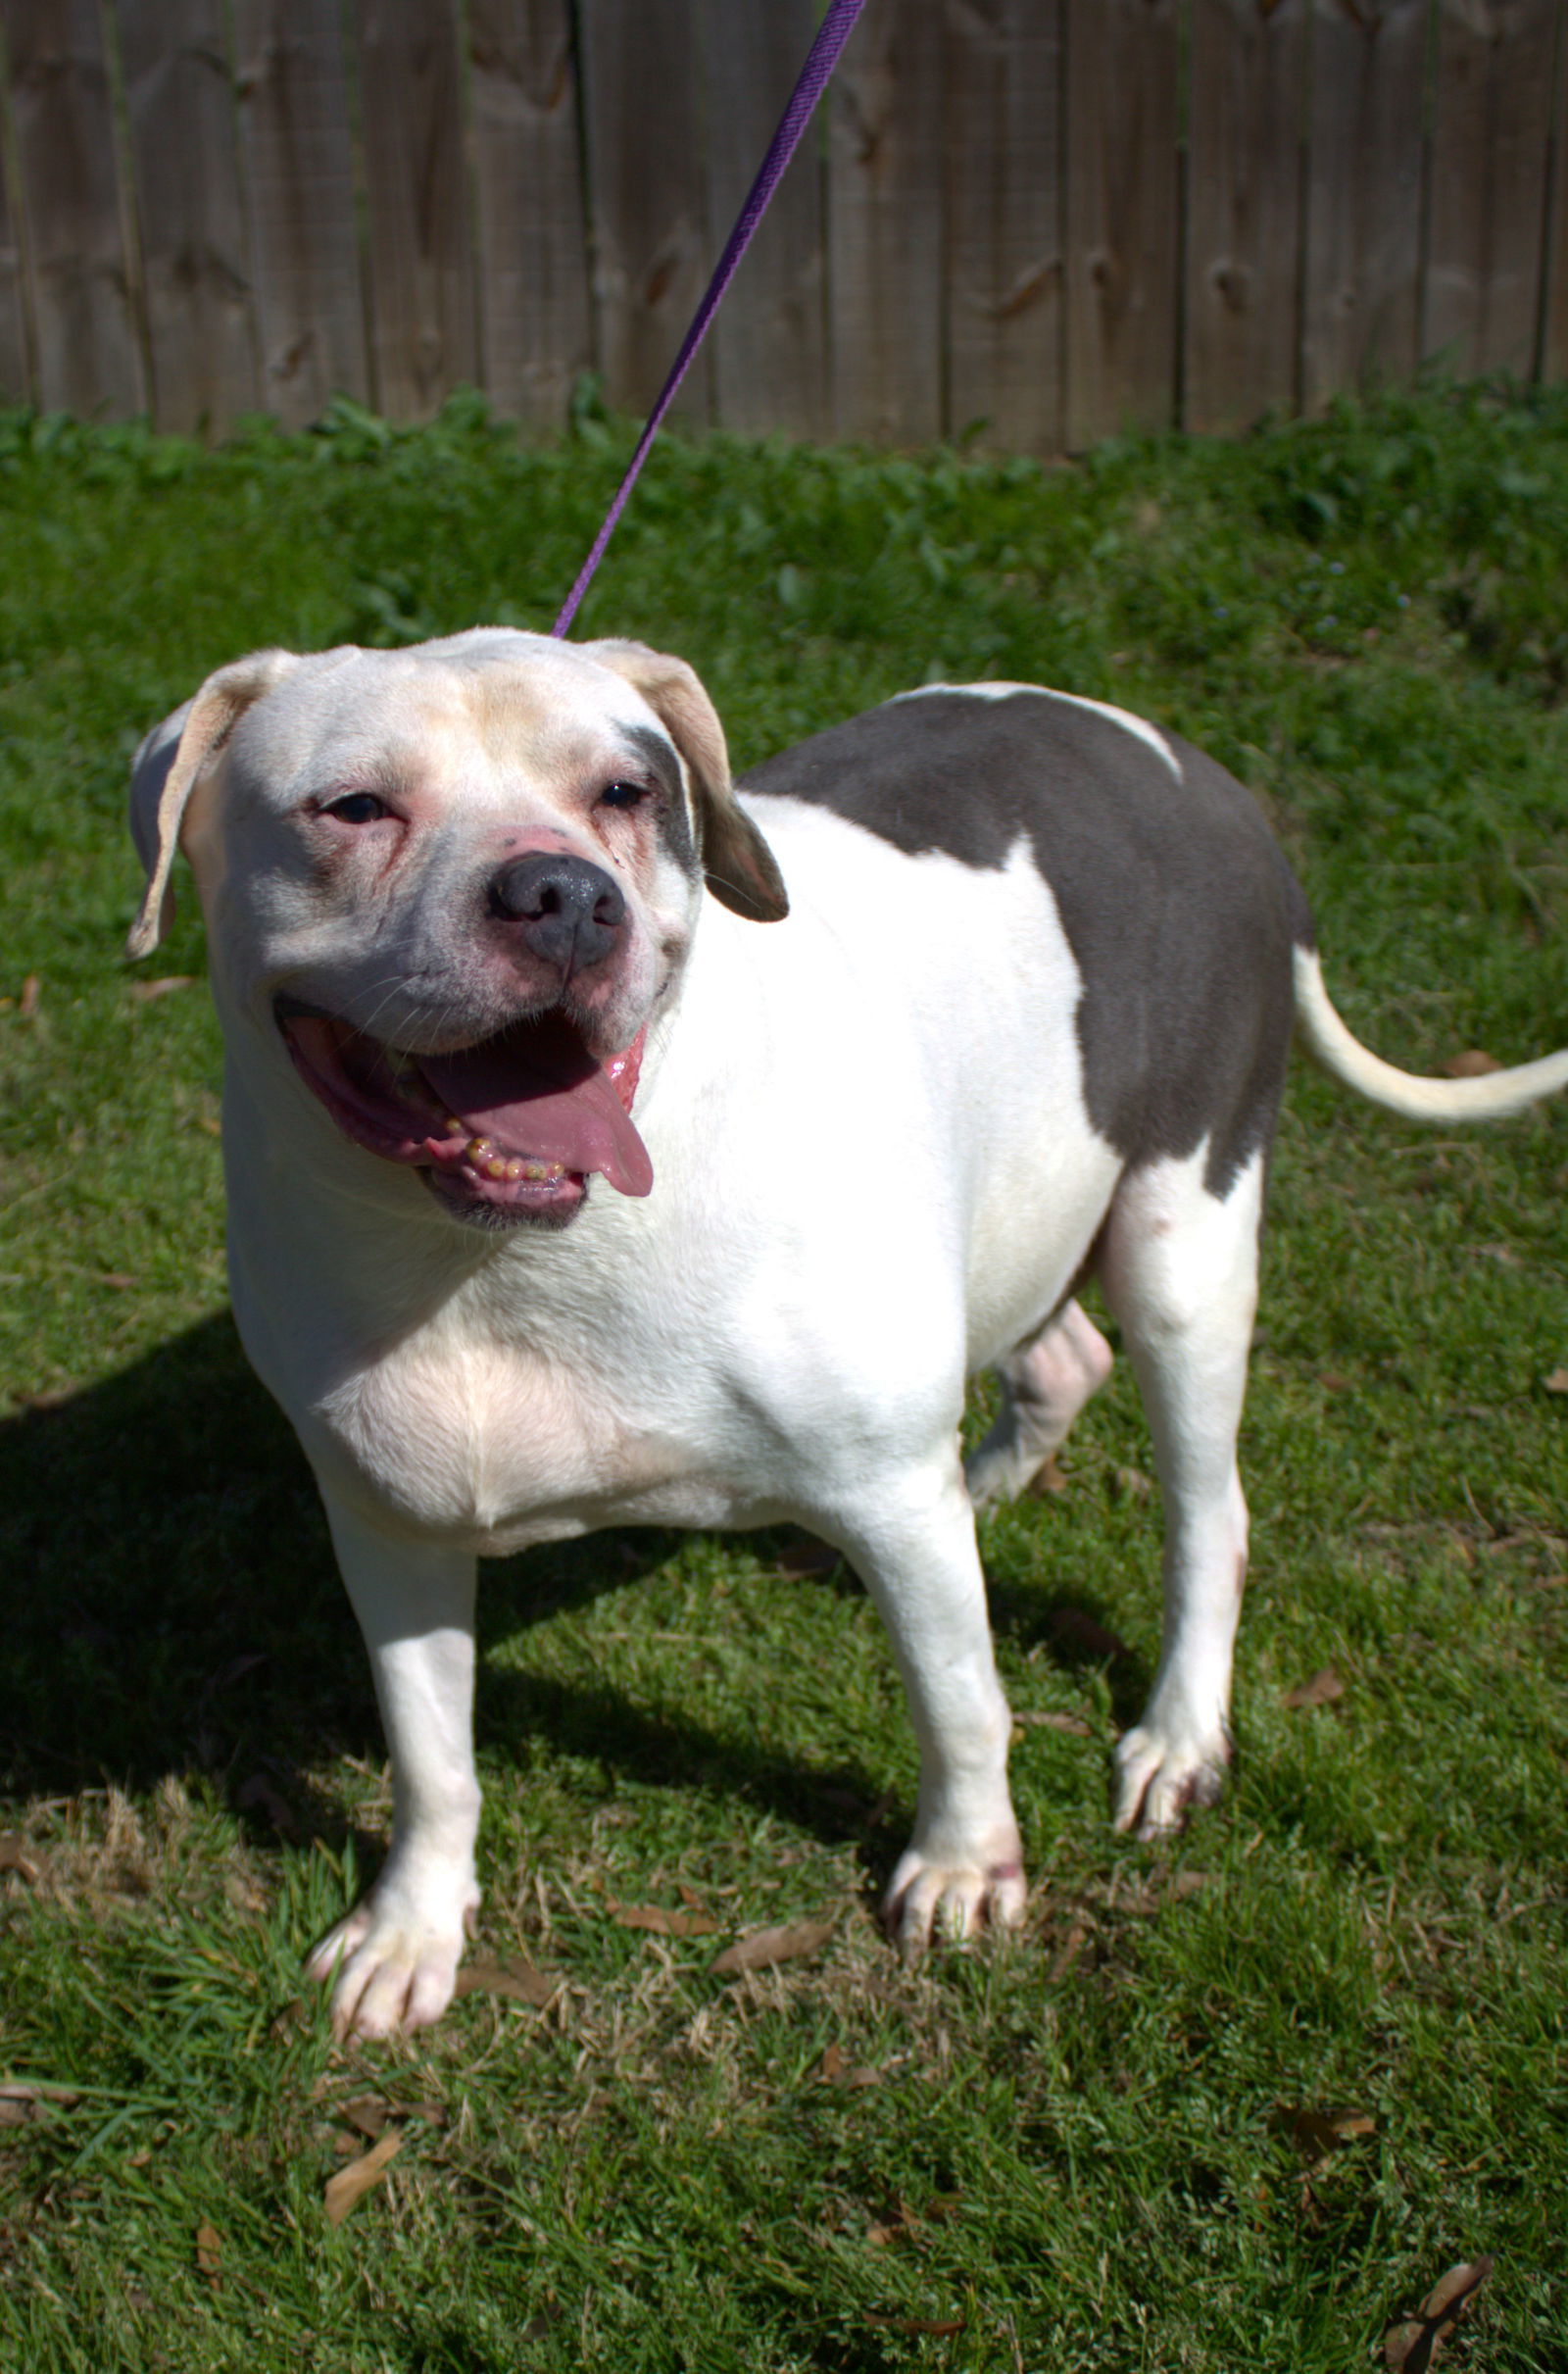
551, 0, 865, 639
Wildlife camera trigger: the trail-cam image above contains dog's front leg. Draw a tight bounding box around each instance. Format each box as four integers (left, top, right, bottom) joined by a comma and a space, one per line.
305, 1496, 481, 2038
835, 1464, 1026, 1947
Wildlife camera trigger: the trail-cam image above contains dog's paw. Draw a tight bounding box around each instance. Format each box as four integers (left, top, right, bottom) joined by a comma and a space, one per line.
883, 1838, 1027, 1949
1112, 1722, 1230, 1840
306, 1876, 480, 2039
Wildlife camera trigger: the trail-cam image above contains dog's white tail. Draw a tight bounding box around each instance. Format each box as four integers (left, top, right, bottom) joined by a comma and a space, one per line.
1293, 945, 1568, 1120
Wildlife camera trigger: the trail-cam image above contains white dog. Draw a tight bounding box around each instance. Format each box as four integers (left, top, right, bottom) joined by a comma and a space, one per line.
127, 630, 1568, 2038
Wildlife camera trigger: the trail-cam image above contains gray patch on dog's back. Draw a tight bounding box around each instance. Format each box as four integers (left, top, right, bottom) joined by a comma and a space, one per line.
739, 689, 1315, 1196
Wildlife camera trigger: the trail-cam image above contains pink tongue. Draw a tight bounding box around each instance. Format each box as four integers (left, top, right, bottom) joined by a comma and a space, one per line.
418, 1015, 653, 1197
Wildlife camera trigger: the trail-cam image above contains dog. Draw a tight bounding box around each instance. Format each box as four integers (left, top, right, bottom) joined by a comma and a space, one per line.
126, 630, 1568, 2038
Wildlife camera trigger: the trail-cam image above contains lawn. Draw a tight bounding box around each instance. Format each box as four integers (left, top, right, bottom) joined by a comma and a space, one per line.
1, 380, 1565, 2371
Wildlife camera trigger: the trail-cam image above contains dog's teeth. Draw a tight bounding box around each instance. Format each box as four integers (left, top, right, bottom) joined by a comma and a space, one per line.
504, 1158, 525, 1182
466, 1136, 493, 1163
482, 1155, 509, 1181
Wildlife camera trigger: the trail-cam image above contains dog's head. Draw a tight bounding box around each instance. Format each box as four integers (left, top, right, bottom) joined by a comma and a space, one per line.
127, 628, 787, 1228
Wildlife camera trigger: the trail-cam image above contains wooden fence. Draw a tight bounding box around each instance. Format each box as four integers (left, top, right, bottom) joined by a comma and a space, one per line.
1, 1, 1567, 453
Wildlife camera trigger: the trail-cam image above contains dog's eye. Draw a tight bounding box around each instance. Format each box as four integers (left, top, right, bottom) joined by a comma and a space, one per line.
600, 780, 649, 812
320, 792, 390, 824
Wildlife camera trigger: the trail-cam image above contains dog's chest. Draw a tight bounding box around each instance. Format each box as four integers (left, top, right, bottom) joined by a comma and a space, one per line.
306, 1294, 744, 1551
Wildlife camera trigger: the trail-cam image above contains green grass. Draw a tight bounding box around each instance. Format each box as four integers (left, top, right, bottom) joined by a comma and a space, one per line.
1, 380, 1565, 2369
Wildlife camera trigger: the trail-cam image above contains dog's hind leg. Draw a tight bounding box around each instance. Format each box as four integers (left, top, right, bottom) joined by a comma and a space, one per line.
965, 1298, 1114, 1508
1096, 1146, 1263, 1839
304, 1498, 482, 2038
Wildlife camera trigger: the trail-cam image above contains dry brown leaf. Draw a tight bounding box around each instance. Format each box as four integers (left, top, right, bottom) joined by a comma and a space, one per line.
1384, 2256, 1494, 2370
195, 2222, 222, 2285
1049, 1921, 1088, 1982
1280, 2104, 1376, 2167
97, 1271, 137, 1291
611, 1903, 721, 1938
128, 974, 195, 1004
711, 1918, 834, 1974
1443, 1049, 1501, 1077
817, 2042, 844, 2083
1012, 1709, 1093, 1736
676, 1882, 707, 1910
1111, 1464, 1152, 1501
0, 2082, 79, 2126
866, 2198, 919, 2246
1282, 1665, 1346, 1710
0, 1834, 42, 1884
18, 973, 39, 1019
1543, 1367, 1568, 1395
866, 2315, 965, 2338
454, 1956, 557, 2007
322, 2126, 404, 2226
1317, 1371, 1354, 1393
1025, 1454, 1069, 1497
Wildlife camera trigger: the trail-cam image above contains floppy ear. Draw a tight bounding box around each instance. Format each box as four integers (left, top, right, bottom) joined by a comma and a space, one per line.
581, 639, 789, 922
125, 650, 298, 959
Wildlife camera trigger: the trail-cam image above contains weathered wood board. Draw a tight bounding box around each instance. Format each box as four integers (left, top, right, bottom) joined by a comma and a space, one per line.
1301, 0, 1431, 410
233, 0, 369, 426
577, 0, 710, 422
944, 0, 1065, 456
701, 0, 828, 443
351, 0, 477, 421
1424, 0, 1558, 378
827, 0, 944, 443
0, 0, 145, 419
1064, 0, 1183, 450
1186, 0, 1309, 435
0, 67, 31, 405
116, 0, 258, 435
467, 0, 590, 432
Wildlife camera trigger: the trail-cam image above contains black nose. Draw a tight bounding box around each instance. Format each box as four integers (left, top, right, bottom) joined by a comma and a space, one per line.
490, 853, 626, 972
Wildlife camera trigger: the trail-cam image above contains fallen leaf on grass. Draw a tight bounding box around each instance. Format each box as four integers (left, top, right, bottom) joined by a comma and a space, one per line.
323, 2127, 403, 2227
0, 1834, 42, 1884
0, 2083, 79, 2126
454, 1956, 557, 2007
610, 1902, 721, 1938
1278, 2104, 1376, 2169
866, 2199, 921, 2247
816, 2043, 881, 2089
1384, 2256, 1494, 2370
1049, 1922, 1088, 1982
1544, 1367, 1568, 1395
711, 1919, 834, 1974
18, 974, 39, 1019
127, 974, 195, 1004
866, 2315, 965, 2338
337, 2093, 446, 2139
195, 2222, 222, 2286
1012, 1708, 1093, 1736
1443, 1049, 1501, 1077
1111, 1464, 1152, 1501
1025, 1454, 1068, 1497
1282, 1665, 1345, 1709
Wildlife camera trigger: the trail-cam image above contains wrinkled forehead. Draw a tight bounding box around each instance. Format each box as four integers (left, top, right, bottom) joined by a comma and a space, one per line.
230, 636, 676, 805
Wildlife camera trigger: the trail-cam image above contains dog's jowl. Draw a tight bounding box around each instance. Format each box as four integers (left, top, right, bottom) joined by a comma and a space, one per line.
127, 632, 1568, 2037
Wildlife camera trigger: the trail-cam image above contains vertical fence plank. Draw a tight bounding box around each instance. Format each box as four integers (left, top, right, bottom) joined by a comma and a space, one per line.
944, 0, 1064, 454
1424, 0, 1558, 375
115, 0, 257, 434
827, 0, 943, 442
0, 63, 30, 403
1301, 0, 1430, 409
701, 0, 827, 441
467, 0, 589, 430
578, 0, 709, 421
0, 0, 144, 418
351, 0, 476, 420
1064, 0, 1182, 450
1186, 0, 1308, 434
233, 0, 368, 426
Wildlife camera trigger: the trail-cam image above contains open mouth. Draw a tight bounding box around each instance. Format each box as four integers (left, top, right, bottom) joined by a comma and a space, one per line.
276, 998, 653, 1223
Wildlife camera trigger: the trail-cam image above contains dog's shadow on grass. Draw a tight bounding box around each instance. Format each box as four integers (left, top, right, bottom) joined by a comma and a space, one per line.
0, 1312, 1143, 1881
